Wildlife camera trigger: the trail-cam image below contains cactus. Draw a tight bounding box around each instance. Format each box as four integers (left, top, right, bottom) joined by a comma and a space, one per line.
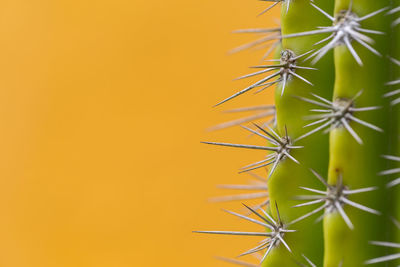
195, 0, 400, 266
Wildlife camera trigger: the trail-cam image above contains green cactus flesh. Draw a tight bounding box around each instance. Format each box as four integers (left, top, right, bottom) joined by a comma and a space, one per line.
196, 0, 400, 266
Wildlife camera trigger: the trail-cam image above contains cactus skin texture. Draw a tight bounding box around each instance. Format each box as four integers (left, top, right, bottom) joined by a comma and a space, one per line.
324, 1, 391, 266
264, 1, 334, 266
196, 0, 400, 266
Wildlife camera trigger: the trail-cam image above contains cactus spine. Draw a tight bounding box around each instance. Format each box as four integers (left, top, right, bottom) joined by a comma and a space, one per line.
196, 0, 400, 266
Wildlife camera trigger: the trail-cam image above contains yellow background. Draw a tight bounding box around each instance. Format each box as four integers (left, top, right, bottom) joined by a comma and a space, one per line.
0, 1, 277, 266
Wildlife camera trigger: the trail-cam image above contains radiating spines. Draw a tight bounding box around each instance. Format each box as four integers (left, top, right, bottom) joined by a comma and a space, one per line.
365, 218, 400, 265
209, 105, 276, 131
215, 49, 316, 106
291, 170, 380, 230
283, 3, 387, 65
210, 172, 269, 211
203, 124, 301, 178
295, 91, 382, 144
275, 49, 315, 96
194, 203, 295, 264
379, 155, 400, 188
230, 27, 281, 60
384, 57, 400, 105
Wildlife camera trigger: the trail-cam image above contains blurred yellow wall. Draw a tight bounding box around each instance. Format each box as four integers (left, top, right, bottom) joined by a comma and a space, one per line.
0, 0, 277, 266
